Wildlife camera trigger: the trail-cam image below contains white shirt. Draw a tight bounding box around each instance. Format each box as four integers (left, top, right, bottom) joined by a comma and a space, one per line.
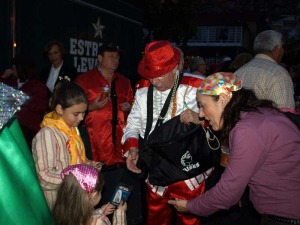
46, 62, 63, 92
17, 79, 28, 89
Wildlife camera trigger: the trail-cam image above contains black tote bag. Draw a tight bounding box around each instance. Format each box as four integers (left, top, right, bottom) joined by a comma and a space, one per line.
139, 115, 221, 186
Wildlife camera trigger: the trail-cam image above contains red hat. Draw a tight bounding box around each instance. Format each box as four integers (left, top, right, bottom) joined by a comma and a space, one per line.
138, 40, 180, 79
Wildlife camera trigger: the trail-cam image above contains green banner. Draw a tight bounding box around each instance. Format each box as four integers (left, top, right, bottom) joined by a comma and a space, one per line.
0, 118, 54, 225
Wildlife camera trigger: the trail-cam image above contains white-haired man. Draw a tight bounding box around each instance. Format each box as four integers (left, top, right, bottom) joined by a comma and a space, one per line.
122, 40, 219, 225
235, 30, 295, 111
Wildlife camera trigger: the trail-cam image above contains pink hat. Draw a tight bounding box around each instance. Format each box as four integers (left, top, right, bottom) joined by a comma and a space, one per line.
138, 40, 180, 79
61, 164, 98, 193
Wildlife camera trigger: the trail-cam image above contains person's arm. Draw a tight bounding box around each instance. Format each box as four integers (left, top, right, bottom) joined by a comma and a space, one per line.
88, 97, 109, 112
120, 78, 134, 113
91, 211, 111, 225
75, 74, 108, 112
125, 147, 141, 173
1, 68, 15, 79
112, 208, 126, 225
185, 125, 265, 216
267, 70, 295, 110
121, 89, 143, 155
179, 83, 202, 125
180, 109, 203, 125
32, 127, 65, 190
121, 89, 144, 173
92, 203, 126, 225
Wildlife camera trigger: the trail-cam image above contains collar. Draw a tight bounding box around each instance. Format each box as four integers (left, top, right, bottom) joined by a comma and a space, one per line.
255, 54, 277, 64
97, 66, 118, 81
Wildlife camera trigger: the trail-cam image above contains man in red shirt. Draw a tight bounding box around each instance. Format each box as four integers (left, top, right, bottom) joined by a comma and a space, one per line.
75, 43, 134, 219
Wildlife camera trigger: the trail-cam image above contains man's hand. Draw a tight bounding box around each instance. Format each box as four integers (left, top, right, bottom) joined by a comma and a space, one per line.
86, 160, 104, 171
88, 96, 109, 112
126, 147, 141, 174
1, 68, 15, 79
180, 109, 203, 125
120, 102, 131, 112
168, 199, 189, 213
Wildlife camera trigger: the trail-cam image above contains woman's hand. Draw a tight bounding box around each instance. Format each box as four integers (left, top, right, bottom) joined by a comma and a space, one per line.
168, 199, 189, 213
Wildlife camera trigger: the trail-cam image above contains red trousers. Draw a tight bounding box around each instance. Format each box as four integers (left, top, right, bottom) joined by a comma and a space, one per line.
146, 180, 205, 225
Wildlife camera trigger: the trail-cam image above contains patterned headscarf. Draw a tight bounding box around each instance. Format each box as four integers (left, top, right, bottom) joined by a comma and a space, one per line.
197, 72, 242, 97
61, 164, 98, 193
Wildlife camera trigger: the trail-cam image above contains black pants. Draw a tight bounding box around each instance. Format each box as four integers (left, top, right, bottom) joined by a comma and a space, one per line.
98, 166, 146, 225
202, 165, 261, 225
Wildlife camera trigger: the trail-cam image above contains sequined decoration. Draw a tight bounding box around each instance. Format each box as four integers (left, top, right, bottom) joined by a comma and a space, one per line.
61, 164, 98, 194
0, 83, 29, 130
197, 72, 242, 96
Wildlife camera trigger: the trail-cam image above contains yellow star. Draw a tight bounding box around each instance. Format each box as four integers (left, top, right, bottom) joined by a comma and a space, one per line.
92, 17, 105, 39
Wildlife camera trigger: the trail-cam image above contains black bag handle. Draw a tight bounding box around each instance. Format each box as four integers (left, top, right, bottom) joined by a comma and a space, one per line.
144, 73, 183, 140
144, 84, 153, 140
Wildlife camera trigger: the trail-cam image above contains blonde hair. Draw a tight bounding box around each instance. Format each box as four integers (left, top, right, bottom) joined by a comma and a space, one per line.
52, 172, 104, 225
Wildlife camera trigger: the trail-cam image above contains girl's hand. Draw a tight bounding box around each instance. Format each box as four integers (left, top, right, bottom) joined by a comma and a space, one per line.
101, 203, 116, 215
118, 201, 127, 211
87, 160, 104, 171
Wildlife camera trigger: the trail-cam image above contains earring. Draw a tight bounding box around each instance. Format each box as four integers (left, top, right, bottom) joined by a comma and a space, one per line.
176, 70, 179, 77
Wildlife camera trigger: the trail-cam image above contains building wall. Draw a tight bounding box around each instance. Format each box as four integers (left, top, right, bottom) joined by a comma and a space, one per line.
2, 0, 144, 84
0, 0, 15, 71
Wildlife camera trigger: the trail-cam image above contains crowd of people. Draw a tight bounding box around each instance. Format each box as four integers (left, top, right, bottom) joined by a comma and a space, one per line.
1, 29, 299, 225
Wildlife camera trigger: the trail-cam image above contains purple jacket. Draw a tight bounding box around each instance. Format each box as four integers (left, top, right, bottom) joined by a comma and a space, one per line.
187, 108, 300, 218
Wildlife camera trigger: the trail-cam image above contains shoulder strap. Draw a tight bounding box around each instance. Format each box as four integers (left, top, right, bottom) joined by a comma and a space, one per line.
156, 73, 183, 127
144, 73, 183, 140
144, 85, 153, 140
111, 78, 118, 149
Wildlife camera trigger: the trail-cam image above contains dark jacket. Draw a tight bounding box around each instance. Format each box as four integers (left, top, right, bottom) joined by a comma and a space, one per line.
40, 62, 78, 92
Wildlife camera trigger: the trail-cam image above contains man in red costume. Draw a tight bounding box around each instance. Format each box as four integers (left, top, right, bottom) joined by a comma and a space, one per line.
75, 43, 134, 213
122, 40, 217, 225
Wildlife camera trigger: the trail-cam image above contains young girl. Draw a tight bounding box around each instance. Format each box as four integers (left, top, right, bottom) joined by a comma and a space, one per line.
32, 81, 100, 209
53, 164, 127, 225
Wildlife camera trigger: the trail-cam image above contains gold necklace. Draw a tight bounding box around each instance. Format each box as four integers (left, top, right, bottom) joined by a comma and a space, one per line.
154, 74, 179, 120
183, 86, 191, 110
202, 126, 220, 150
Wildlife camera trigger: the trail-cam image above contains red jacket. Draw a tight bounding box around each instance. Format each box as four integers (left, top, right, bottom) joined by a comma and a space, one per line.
0, 77, 48, 146
75, 68, 133, 165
